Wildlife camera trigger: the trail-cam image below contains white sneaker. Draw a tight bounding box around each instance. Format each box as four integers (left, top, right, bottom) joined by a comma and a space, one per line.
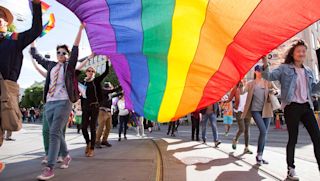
57, 156, 63, 163
136, 134, 140, 137
41, 156, 48, 165
287, 167, 299, 180
60, 155, 72, 169
142, 134, 146, 137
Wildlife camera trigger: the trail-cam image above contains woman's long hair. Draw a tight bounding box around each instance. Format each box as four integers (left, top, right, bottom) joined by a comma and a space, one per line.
284, 40, 307, 64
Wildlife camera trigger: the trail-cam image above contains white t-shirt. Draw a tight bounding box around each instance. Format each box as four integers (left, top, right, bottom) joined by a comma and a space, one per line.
118, 99, 129, 116
47, 63, 69, 102
235, 92, 248, 113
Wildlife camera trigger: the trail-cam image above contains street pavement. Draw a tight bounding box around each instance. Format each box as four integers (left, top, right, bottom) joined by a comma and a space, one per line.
0, 122, 319, 181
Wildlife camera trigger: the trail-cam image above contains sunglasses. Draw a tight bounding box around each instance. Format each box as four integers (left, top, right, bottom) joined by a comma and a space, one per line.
86, 70, 95, 73
57, 51, 68, 56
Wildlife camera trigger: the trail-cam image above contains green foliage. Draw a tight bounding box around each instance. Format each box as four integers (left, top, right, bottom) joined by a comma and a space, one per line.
20, 86, 44, 108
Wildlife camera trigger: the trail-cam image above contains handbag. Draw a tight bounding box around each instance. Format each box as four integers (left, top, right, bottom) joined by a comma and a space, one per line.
0, 73, 22, 131
269, 93, 281, 111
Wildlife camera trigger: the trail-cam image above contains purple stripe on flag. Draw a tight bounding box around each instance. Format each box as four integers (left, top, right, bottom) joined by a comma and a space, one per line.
56, 0, 133, 109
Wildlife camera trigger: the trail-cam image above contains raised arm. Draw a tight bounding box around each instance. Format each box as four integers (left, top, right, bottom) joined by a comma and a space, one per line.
69, 25, 85, 68
225, 86, 236, 103
31, 57, 47, 78
262, 56, 282, 81
76, 53, 94, 70
95, 61, 110, 83
30, 42, 51, 70
17, 0, 43, 49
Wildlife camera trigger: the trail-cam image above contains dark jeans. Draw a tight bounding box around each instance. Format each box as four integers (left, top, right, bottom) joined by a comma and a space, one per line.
284, 103, 320, 170
82, 106, 99, 149
167, 121, 175, 135
251, 111, 271, 155
191, 117, 200, 140
119, 115, 129, 138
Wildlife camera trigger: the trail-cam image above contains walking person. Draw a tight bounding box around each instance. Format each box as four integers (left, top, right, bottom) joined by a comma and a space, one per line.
242, 64, 279, 166
81, 62, 109, 157
167, 120, 176, 137
201, 103, 221, 147
31, 24, 84, 180
262, 40, 320, 180
225, 81, 253, 154
4, 130, 15, 141
136, 115, 146, 137
96, 82, 122, 148
191, 111, 201, 141
118, 94, 129, 141
74, 102, 82, 134
221, 95, 233, 136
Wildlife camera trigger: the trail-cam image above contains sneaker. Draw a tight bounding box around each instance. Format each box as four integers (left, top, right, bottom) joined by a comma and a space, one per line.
85, 143, 91, 155
60, 155, 72, 169
5, 138, 15, 141
203, 138, 206, 144
262, 159, 269, 164
95, 143, 102, 149
41, 156, 48, 165
243, 148, 253, 154
37, 167, 54, 180
232, 139, 238, 150
57, 156, 63, 163
136, 134, 140, 137
0, 162, 5, 173
287, 167, 299, 180
214, 140, 222, 148
171, 133, 176, 137
142, 134, 146, 137
256, 156, 263, 166
101, 141, 112, 147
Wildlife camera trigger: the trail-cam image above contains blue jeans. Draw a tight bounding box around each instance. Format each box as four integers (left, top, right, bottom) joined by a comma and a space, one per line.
201, 113, 218, 142
251, 111, 271, 155
45, 100, 72, 168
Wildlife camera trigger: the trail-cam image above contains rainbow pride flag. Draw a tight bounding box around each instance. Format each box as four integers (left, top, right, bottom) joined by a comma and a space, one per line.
57, 0, 320, 122
40, 13, 55, 37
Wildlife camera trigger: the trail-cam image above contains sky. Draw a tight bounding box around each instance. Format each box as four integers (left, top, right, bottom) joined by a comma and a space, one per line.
1, 0, 91, 88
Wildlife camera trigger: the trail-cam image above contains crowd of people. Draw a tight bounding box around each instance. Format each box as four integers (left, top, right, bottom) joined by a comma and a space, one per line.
1, 1, 320, 181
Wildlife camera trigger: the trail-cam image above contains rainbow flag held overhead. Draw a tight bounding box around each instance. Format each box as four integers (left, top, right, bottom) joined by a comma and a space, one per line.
57, 0, 320, 122
40, 13, 55, 37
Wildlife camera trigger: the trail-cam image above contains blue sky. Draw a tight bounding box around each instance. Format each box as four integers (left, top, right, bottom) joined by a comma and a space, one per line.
3, 0, 91, 88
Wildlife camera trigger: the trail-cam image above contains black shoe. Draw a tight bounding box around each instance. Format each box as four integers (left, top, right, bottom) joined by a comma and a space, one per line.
203, 139, 206, 144
5, 138, 15, 141
171, 134, 176, 137
95, 144, 102, 149
101, 141, 112, 147
167, 132, 169, 135
192, 137, 194, 141
196, 137, 200, 141
118, 138, 121, 142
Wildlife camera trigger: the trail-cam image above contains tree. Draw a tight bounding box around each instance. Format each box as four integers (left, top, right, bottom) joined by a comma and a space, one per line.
20, 86, 44, 108
103, 65, 120, 87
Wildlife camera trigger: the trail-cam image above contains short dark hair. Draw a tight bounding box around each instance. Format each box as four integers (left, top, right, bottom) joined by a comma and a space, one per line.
284, 40, 307, 64
56, 44, 70, 55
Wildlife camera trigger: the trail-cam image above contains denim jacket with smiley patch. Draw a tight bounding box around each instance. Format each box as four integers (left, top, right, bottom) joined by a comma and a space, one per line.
262, 63, 320, 110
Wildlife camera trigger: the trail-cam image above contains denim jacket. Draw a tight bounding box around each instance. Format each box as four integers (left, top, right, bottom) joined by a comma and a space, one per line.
262, 63, 320, 110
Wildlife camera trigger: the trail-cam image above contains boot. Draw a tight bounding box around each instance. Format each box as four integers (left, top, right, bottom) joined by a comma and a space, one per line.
85, 143, 91, 155
86, 149, 94, 157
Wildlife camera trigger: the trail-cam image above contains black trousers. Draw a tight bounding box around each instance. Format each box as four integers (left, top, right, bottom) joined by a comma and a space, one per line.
284, 103, 320, 170
119, 115, 129, 138
191, 117, 200, 139
82, 106, 99, 149
167, 121, 175, 135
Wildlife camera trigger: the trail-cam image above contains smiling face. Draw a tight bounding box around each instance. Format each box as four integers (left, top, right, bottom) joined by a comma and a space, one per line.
56, 48, 69, 63
0, 9, 8, 33
292, 45, 307, 65
86, 67, 96, 79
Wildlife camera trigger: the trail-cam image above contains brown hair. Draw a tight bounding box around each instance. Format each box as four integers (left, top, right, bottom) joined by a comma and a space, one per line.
284, 40, 308, 64
56, 44, 70, 55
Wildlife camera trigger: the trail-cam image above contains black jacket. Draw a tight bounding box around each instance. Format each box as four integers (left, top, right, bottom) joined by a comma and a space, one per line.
81, 64, 109, 109
100, 86, 122, 109
0, 2, 42, 82
30, 46, 79, 103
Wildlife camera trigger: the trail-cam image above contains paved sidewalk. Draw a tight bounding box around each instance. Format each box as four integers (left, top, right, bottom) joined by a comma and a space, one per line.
0, 123, 319, 181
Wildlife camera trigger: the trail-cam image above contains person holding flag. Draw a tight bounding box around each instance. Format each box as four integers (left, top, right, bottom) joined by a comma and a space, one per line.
0, 0, 43, 174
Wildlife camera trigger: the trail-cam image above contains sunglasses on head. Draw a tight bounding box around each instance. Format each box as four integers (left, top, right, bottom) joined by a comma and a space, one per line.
57, 51, 68, 56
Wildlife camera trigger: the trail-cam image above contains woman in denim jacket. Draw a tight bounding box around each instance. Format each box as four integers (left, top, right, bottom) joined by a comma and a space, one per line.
262, 40, 320, 180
